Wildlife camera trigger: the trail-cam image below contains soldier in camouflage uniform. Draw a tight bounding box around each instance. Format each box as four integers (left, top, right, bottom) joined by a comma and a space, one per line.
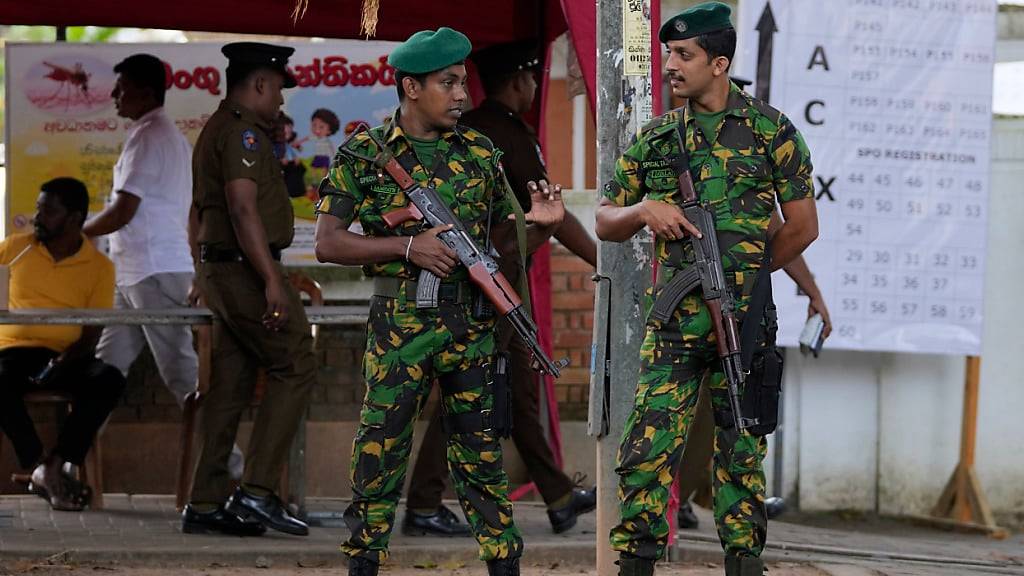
313, 28, 564, 576
594, 4, 819, 576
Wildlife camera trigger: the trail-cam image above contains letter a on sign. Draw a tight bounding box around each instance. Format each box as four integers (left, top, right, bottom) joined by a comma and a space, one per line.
807, 45, 830, 71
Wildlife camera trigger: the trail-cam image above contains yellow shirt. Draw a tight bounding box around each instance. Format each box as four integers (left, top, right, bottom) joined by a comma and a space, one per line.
0, 232, 115, 353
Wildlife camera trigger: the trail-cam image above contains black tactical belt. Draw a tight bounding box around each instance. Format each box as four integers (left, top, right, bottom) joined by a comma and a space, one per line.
443, 409, 492, 434
372, 277, 472, 305
199, 245, 282, 263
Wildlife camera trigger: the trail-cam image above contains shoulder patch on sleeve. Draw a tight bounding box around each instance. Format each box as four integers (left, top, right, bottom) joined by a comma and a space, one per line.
242, 129, 259, 151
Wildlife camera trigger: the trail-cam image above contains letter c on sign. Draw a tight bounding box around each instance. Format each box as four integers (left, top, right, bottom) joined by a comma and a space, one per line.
805, 100, 825, 126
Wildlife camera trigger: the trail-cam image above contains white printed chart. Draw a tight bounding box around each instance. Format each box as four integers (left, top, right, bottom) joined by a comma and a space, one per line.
736, 0, 997, 354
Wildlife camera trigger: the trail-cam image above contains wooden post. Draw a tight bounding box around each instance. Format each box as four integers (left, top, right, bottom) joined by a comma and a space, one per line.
592, 1, 654, 574
920, 356, 1006, 537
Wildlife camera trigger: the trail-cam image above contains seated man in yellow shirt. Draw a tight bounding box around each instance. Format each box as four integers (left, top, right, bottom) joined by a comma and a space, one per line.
0, 177, 124, 511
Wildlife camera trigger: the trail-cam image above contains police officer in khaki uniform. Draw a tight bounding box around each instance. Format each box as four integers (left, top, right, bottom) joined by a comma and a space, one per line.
183, 42, 315, 537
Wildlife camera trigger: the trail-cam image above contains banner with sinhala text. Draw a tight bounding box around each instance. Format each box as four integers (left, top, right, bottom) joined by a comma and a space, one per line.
736, 0, 996, 355
4, 41, 400, 266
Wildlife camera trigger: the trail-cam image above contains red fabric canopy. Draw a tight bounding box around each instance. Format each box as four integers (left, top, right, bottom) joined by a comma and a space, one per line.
1, 1, 589, 82
560, 0, 596, 115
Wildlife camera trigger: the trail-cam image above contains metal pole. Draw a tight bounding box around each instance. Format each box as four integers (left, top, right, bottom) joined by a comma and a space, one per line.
590, 1, 654, 575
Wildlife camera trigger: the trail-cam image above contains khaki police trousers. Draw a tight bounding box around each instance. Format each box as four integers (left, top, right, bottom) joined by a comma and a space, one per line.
189, 261, 316, 504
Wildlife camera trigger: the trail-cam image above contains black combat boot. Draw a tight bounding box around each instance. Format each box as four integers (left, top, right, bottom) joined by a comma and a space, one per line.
617, 554, 655, 576
486, 556, 520, 576
724, 555, 764, 576
348, 556, 379, 576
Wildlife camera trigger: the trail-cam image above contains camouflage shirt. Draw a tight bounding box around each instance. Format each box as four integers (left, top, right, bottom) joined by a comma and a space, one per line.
603, 83, 814, 298
316, 109, 515, 281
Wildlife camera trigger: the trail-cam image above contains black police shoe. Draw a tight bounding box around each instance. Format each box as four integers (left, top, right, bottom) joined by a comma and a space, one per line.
348, 555, 379, 576
181, 504, 266, 536
402, 504, 472, 536
547, 486, 597, 534
765, 496, 786, 520
677, 500, 699, 529
486, 556, 520, 576
225, 486, 309, 536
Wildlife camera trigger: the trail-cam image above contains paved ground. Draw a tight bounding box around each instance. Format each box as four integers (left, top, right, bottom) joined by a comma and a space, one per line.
1, 495, 1022, 575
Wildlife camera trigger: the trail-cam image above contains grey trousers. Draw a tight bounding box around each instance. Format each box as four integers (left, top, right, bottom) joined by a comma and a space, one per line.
96, 272, 244, 479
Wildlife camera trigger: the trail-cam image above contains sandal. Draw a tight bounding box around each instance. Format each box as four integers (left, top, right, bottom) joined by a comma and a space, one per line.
26, 467, 90, 511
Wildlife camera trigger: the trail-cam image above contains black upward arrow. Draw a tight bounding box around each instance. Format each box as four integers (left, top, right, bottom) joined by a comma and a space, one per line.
755, 2, 778, 104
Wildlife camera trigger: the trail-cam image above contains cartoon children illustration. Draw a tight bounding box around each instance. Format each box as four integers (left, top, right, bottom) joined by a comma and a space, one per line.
274, 112, 307, 198
294, 107, 340, 184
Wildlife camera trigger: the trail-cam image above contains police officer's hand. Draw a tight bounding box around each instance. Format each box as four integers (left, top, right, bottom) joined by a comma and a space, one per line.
187, 280, 203, 307
408, 224, 458, 278
640, 198, 702, 240
513, 180, 565, 228
808, 295, 833, 339
262, 277, 289, 331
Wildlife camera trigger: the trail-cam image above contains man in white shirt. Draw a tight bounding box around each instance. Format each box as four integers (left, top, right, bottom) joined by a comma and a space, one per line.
84, 54, 244, 479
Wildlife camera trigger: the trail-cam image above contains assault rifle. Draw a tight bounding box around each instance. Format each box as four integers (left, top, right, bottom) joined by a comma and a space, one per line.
369, 144, 566, 377
650, 170, 759, 432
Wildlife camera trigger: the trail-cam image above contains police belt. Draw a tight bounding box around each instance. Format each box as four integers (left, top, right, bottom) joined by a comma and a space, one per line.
200, 245, 282, 263
372, 276, 473, 305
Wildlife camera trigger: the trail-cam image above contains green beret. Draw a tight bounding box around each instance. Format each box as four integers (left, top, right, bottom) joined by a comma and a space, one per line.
659, 2, 734, 43
388, 27, 472, 74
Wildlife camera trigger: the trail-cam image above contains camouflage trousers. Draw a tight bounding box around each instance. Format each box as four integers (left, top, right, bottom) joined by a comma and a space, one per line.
610, 293, 767, 561
340, 293, 523, 564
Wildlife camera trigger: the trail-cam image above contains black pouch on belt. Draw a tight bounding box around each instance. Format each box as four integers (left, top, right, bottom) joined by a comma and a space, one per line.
491, 352, 513, 438
472, 291, 495, 321
740, 304, 784, 437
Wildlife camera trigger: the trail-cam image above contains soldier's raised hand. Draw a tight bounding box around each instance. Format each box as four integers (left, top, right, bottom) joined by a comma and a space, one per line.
512, 179, 565, 228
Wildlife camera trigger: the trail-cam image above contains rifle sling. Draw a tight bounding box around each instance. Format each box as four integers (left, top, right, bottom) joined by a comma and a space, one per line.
739, 257, 775, 372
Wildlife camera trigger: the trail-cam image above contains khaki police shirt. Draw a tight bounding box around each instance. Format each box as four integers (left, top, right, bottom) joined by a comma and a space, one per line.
192, 100, 294, 251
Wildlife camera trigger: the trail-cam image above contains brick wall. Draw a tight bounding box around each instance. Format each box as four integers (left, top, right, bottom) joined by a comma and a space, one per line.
548, 245, 596, 420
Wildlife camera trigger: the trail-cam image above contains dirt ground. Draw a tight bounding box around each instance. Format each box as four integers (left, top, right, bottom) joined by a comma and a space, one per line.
0, 560, 828, 576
